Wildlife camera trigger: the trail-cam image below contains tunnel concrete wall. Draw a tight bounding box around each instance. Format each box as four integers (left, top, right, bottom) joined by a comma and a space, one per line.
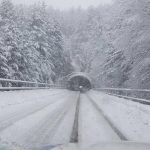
67, 72, 92, 92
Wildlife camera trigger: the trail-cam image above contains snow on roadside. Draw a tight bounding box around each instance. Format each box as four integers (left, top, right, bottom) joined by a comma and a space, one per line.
89, 90, 150, 143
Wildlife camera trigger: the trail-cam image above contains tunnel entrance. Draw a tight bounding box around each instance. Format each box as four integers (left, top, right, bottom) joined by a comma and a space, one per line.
67, 73, 92, 92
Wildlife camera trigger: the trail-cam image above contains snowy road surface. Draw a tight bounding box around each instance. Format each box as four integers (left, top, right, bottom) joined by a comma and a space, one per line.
0, 89, 150, 149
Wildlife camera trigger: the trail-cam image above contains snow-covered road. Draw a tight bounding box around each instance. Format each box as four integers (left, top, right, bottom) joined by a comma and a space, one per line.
78, 94, 120, 148
0, 89, 150, 149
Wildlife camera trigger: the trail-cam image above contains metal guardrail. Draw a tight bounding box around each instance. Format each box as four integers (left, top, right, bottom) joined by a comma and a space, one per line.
106, 93, 150, 105
94, 88, 150, 105
0, 87, 49, 91
94, 88, 150, 92
0, 78, 52, 86
0, 78, 64, 91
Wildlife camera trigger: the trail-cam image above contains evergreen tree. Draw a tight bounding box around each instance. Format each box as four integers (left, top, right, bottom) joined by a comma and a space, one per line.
27, 3, 54, 83
0, 40, 9, 78
0, 0, 22, 80
103, 45, 131, 87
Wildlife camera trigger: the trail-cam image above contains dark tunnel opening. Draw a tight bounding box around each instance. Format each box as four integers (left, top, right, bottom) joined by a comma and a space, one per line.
67, 75, 92, 92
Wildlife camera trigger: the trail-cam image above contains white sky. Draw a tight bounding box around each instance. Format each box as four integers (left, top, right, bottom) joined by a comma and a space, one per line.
12, 0, 112, 10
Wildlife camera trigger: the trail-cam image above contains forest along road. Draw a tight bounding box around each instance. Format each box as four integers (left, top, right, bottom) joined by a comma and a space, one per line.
1, 90, 150, 149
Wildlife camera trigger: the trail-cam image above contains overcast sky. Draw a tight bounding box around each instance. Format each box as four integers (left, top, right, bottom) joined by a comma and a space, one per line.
12, 0, 112, 10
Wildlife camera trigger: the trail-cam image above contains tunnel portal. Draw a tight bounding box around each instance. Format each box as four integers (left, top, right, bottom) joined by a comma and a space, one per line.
67, 72, 92, 92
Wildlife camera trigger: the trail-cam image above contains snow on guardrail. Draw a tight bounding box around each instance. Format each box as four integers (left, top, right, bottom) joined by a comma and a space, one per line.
0, 78, 65, 91
0, 78, 52, 86
94, 88, 150, 105
94, 88, 150, 92
107, 93, 150, 105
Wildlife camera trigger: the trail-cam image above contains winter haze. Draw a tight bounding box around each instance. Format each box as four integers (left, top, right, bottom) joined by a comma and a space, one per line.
12, 0, 112, 10
0, 0, 150, 149
0, 0, 149, 90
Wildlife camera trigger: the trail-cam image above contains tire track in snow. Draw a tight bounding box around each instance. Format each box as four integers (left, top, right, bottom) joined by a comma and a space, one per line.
0, 90, 66, 109
86, 94, 128, 141
25, 92, 80, 148
0, 92, 69, 132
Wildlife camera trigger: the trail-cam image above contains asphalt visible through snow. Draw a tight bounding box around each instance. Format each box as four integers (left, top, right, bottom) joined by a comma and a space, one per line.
0, 89, 150, 149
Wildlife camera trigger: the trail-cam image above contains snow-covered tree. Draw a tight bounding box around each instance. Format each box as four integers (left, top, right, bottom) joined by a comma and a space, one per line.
0, 0, 22, 80
26, 3, 55, 83
103, 46, 132, 87
0, 1, 73, 84
0, 40, 9, 78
